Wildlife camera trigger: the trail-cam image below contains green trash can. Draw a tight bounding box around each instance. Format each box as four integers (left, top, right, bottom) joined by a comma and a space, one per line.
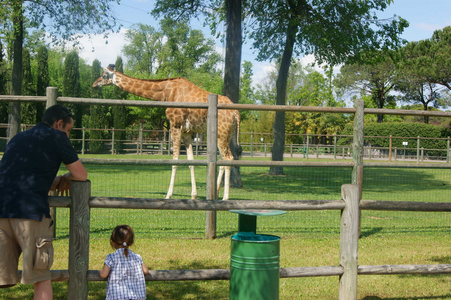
230, 232, 280, 300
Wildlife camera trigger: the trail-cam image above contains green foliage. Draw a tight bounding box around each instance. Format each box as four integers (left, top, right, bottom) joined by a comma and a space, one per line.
111, 57, 130, 153
89, 59, 107, 154
239, 60, 255, 120
401, 26, 451, 92
123, 19, 222, 79
338, 122, 451, 156
12, 0, 118, 42
334, 51, 398, 123
36, 45, 49, 96
21, 48, 38, 124
248, 0, 408, 65
63, 51, 83, 147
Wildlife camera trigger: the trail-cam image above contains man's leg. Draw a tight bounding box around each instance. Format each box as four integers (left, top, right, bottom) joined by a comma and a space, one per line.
34, 279, 52, 300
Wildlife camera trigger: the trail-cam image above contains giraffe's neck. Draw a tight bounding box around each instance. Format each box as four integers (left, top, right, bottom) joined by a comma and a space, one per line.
112, 72, 176, 101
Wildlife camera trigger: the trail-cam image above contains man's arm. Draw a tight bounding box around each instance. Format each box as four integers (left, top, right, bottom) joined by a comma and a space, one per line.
52, 160, 87, 196
64, 159, 87, 181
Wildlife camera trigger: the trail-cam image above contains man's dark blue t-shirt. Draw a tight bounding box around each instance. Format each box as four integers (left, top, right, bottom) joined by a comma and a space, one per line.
0, 122, 79, 221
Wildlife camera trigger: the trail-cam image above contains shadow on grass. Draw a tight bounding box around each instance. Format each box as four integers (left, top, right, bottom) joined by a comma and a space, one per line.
359, 227, 384, 238
431, 255, 451, 264
363, 295, 451, 300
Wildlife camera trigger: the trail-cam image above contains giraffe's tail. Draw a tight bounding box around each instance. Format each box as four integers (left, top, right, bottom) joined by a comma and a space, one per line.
234, 111, 242, 159
235, 111, 241, 146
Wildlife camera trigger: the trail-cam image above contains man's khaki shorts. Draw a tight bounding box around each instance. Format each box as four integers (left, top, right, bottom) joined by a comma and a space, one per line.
0, 217, 54, 287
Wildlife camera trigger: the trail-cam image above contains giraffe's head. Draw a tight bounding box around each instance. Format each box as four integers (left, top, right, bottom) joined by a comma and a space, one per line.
92, 64, 116, 88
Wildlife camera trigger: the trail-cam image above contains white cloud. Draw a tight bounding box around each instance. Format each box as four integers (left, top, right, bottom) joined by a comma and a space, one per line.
68, 28, 128, 67
415, 22, 445, 32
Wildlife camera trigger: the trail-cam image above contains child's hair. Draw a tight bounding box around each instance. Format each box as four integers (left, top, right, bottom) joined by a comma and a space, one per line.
110, 225, 135, 257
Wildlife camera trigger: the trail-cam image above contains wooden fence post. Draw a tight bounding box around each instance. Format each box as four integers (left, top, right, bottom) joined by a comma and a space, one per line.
46, 87, 58, 108
68, 180, 91, 300
47, 87, 59, 237
339, 184, 360, 300
352, 99, 364, 240
206, 94, 218, 239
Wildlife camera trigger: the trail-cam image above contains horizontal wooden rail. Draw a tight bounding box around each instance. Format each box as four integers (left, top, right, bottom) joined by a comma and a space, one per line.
48, 197, 450, 212
88, 198, 346, 210
363, 162, 451, 168
2, 95, 450, 117
40, 263, 451, 282
360, 200, 451, 212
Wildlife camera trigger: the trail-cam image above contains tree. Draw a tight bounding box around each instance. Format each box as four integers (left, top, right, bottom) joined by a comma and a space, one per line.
111, 57, 130, 153
335, 52, 398, 123
63, 50, 82, 146
89, 59, 107, 153
122, 24, 163, 75
36, 45, 49, 119
0, 0, 118, 138
21, 47, 37, 124
247, 0, 408, 174
0, 39, 8, 137
239, 60, 255, 120
402, 26, 451, 91
395, 78, 441, 124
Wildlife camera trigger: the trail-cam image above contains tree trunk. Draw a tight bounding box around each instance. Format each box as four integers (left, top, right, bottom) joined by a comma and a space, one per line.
223, 0, 242, 188
269, 23, 296, 175
8, 0, 23, 141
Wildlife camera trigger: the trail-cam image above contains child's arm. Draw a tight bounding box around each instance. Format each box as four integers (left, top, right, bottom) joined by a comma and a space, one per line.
100, 264, 111, 278
142, 263, 149, 275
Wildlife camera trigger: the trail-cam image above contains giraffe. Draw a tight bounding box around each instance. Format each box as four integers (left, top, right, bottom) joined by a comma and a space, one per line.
92, 65, 240, 200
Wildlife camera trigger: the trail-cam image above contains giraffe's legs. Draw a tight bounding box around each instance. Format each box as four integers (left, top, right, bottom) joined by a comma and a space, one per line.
217, 166, 225, 197
182, 133, 197, 200
165, 164, 178, 199
166, 126, 181, 200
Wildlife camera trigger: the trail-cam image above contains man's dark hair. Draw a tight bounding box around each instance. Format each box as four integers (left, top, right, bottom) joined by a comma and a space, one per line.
42, 104, 73, 126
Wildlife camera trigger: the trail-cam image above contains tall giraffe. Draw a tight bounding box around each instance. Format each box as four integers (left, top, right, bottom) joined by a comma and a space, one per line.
92, 65, 240, 200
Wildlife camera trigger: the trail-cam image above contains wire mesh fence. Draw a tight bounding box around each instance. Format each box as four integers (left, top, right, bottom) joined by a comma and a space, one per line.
54, 163, 450, 240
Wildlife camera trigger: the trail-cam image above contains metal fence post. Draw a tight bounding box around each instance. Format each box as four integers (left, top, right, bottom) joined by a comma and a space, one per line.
417, 136, 420, 163
68, 180, 91, 300
206, 94, 218, 239
81, 128, 85, 155
111, 128, 115, 155
447, 137, 450, 164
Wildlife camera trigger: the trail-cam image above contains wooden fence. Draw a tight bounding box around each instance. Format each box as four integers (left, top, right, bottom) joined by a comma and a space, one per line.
1, 87, 451, 300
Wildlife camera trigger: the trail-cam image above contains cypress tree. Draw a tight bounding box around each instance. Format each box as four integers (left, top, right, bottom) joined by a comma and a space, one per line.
89, 59, 107, 153
21, 48, 36, 124
111, 56, 129, 153
36, 45, 49, 120
63, 50, 83, 148
0, 39, 9, 139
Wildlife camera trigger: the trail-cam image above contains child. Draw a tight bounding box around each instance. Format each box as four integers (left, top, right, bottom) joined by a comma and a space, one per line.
100, 225, 149, 300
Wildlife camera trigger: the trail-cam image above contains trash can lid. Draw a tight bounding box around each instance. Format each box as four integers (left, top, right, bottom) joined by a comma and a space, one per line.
232, 232, 280, 241
229, 209, 286, 216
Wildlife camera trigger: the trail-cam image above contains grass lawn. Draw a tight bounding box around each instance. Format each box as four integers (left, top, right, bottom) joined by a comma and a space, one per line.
1, 154, 449, 299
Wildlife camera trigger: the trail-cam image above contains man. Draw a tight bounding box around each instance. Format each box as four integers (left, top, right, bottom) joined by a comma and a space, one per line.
0, 104, 87, 300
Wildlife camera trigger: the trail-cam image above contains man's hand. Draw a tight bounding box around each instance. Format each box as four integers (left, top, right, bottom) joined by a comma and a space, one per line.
50, 174, 72, 196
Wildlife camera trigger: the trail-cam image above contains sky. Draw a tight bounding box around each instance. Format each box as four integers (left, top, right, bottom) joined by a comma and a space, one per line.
72, 0, 451, 84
